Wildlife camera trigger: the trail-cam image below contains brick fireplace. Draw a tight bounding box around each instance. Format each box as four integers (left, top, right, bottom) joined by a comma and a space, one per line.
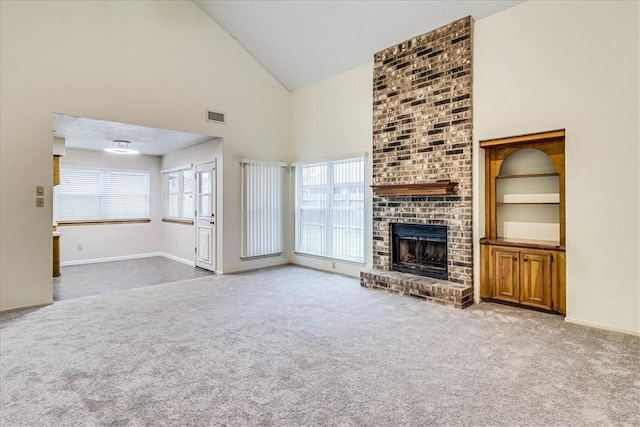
360, 17, 474, 309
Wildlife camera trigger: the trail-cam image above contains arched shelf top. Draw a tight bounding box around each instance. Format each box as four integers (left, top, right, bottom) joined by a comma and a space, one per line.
498, 148, 558, 177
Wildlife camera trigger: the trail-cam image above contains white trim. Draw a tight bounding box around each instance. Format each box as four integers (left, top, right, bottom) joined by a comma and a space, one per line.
291, 151, 368, 166
161, 164, 193, 174
161, 253, 195, 267
293, 251, 366, 266
220, 259, 289, 275
564, 317, 639, 337
240, 158, 288, 167
61, 252, 164, 267
61, 252, 197, 267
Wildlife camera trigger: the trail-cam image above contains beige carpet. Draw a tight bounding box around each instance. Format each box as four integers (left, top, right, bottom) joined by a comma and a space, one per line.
1, 265, 639, 426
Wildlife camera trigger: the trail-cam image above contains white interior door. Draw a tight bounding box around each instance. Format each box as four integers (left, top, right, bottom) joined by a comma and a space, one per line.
195, 161, 216, 271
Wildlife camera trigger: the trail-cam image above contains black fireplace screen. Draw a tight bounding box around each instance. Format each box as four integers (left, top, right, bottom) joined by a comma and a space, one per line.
391, 223, 448, 280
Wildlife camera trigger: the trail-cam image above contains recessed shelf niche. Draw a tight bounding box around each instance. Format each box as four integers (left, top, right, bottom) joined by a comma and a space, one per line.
496, 148, 560, 242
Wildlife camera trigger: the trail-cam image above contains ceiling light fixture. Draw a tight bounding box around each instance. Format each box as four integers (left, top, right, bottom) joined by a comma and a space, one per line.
105, 139, 139, 155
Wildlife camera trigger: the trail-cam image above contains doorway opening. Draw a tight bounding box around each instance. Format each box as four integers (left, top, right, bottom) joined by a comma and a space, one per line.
52, 113, 221, 299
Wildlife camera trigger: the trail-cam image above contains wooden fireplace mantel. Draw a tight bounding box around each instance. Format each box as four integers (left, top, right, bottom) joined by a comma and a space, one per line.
371, 182, 459, 196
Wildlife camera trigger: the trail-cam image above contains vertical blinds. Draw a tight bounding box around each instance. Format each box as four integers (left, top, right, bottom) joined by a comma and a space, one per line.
241, 159, 286, 258
55, 167, 150, 222
295, 156, 365, 263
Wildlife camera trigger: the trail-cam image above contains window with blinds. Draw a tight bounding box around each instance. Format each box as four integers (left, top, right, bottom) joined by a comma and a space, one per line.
295, 156, 365, 263
55, 167, 150, 222
162, 167, 193, 221
241, 159, 286, 258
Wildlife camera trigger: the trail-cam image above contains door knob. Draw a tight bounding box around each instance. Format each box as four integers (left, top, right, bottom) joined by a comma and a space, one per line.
209, 221, 214, 225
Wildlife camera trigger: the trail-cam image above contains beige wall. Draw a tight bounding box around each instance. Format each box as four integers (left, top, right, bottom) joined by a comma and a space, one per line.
58, 148, 162, 264
0, 1, 290, 310
474, 0, 640, 334
290, 63, 374, 277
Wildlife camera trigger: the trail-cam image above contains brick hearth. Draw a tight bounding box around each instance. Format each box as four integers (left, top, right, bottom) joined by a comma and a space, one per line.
361, 16, 474, 308
361, 270, 473, 309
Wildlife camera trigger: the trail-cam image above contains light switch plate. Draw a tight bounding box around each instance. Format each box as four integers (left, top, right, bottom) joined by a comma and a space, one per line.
36, 198, 44, 207
36, 186, 44, 196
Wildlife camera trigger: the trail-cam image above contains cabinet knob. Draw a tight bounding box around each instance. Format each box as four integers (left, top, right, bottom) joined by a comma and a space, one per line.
513, 256, 518, 261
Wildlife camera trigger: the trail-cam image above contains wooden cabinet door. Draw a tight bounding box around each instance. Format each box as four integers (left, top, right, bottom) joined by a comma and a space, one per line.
520, 250, 552, 310
490, 247, 520, 303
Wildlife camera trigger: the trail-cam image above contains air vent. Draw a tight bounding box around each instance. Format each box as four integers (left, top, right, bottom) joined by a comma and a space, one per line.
207, 110, 225, 124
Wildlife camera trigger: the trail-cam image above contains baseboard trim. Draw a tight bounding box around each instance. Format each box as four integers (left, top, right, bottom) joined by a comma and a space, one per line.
61, 253, 164, 267
0, 301, 53, 314
161, 253, 195, 267
61, 252, 197, 268
564, 317, 639, 337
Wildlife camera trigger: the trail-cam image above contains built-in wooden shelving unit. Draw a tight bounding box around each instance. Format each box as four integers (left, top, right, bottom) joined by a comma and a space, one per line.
479, 129, 566, 315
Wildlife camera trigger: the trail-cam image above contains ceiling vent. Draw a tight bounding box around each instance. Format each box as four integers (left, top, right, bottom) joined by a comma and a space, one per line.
207, 110, 225, 124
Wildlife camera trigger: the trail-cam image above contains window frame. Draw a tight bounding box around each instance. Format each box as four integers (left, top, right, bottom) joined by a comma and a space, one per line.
294, 155, 366, 264
161, 165, 194, 224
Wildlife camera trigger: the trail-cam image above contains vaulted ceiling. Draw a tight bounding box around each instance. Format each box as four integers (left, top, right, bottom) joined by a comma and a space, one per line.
195, 0, 523, 91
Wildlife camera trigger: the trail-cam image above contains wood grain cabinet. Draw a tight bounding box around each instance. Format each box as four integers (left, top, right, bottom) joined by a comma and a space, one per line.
520, 249, 553, 310
53, 234, 61, 277
479, 130, 566, 315
485, 245, 559, 311
53, 155, 61, 186
490, 246, 520, 304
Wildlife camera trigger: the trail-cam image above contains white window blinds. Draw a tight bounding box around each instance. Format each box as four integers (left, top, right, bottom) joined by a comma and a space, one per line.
162, 166, 194, 220
295, 156, 365, 263
241, 159, 287, 258
55, 167, 150, 222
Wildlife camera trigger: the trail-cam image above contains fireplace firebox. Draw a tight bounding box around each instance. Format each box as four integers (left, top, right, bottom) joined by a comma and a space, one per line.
391, 223, 448, 280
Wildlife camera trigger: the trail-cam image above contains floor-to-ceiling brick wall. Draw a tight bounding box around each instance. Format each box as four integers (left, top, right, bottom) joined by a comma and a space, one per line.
370, 16, 473, 287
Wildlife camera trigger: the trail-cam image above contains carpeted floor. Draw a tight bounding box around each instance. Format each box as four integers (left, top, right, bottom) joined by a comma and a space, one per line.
1, 265, 639, 426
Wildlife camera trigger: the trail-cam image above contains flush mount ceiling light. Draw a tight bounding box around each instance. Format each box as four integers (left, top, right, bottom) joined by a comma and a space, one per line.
105, 139, 139, 155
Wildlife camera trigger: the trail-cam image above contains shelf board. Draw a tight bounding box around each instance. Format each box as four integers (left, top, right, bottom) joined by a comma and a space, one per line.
371, 182, 458, 196
496, 172, 559, 180
497, 202, 559, 206
480, 237, 564, 251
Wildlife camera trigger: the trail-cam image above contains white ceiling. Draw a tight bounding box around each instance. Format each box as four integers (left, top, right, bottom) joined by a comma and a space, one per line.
195, 0, 523, 91
53, 114, 216, 156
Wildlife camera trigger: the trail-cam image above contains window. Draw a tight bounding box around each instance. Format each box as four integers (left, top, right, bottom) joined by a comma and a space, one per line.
55, 167, 150, 222
241, 159, 286, 258
162, 166, 194, 221
295, 156, 365, 263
